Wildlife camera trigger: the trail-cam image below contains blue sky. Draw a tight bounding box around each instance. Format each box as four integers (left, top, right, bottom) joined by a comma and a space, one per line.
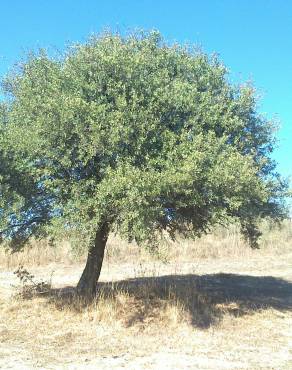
1, 0, 291, 180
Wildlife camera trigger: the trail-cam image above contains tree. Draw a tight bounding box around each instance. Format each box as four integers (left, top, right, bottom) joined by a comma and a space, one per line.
0, 31, 288, 296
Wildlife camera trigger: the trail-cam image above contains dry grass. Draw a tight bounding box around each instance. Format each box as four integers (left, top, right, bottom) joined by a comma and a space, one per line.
0, 220, 292, 369
0, 239, 77, 269
1, 266, 292, 369
1, 220, 291, 269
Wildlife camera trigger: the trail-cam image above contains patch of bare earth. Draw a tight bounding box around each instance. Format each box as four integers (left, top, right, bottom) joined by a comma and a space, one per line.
1, 231, 292, 369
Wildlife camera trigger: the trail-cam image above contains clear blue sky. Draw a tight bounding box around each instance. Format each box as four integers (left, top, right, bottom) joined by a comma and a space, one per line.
1, 0, 291, 181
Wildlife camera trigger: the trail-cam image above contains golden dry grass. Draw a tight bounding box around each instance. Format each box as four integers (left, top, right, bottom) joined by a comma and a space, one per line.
0, 221, 292, 369
1, 220, 291, 269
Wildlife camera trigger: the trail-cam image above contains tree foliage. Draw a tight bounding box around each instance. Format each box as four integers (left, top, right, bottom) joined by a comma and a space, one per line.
0, 31, 288, 253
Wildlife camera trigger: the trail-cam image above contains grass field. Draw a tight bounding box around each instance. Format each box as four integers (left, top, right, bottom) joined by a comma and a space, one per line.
0, 222, 292, 369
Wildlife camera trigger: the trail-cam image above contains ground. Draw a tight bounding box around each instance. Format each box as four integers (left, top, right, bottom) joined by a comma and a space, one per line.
0, 229, 292, 369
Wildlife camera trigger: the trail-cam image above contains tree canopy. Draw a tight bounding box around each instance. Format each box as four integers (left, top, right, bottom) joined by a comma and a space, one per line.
0, 31, 288, 294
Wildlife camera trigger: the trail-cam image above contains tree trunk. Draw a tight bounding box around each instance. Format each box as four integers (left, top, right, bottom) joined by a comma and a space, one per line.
76, 223, 109, 296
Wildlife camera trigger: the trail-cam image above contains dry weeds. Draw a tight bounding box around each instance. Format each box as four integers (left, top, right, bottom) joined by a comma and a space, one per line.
0, 221, 292, 369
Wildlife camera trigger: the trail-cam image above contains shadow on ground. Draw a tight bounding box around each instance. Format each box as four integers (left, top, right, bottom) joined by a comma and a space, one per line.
41, 273, 292, 328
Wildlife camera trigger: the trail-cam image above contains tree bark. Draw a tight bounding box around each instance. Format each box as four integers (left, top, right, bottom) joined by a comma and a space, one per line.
76, 223, 109, 296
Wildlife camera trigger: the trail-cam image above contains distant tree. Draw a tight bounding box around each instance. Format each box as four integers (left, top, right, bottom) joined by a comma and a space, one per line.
0, 31, 288, 295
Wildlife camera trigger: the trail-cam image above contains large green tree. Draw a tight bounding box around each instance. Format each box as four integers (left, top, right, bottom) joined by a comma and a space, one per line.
0, 31, 288, 295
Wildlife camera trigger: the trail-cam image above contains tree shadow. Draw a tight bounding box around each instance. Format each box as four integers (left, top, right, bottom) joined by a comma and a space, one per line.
45, 273, 292, 329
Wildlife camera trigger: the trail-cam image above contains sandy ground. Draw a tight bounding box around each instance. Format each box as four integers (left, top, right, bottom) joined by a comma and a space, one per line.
1, 252, 292, 369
